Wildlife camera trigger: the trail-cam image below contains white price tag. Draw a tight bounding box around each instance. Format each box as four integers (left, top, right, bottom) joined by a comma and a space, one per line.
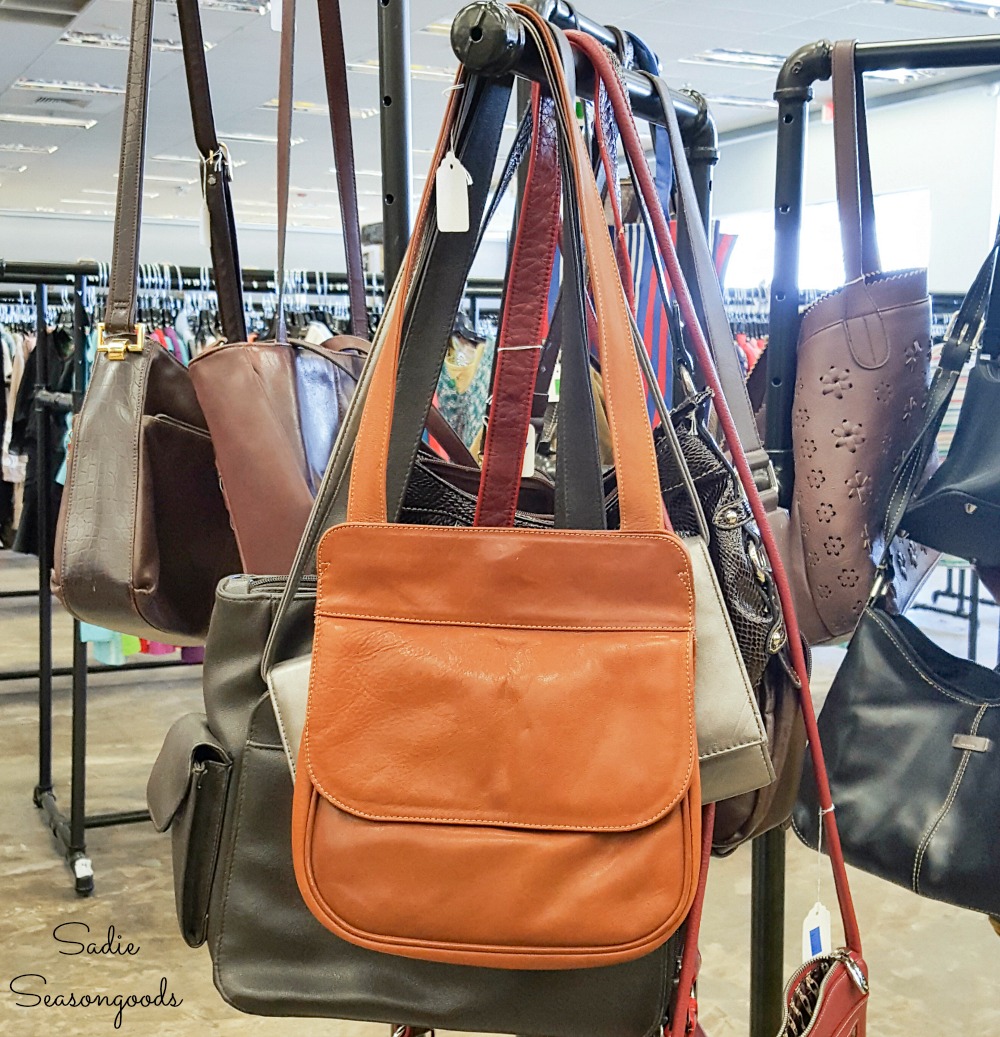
521, 423, 536, 478
435, 149, 472, 233
801, 902, 832, 961
270, 0, 281, 31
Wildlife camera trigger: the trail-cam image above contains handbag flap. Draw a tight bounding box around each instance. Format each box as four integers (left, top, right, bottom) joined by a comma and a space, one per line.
146, 712, 228, 832
306, 523, 696, 832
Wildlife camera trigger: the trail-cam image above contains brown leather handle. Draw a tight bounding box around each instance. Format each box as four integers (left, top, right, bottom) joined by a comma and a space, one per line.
346, 8, 663, 531
104, 0, 154, 336
105, 0, 248, 342
318, 0, 368, 339
833, 40, 881, 279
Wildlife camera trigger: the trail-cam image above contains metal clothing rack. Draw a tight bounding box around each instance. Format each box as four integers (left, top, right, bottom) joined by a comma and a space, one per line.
761, 32, 1000, 1037
0, 255, 505, 895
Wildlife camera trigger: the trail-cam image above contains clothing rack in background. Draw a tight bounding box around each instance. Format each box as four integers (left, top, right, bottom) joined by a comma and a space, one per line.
0, 255, 503, 897
760, 31, 1000, 1037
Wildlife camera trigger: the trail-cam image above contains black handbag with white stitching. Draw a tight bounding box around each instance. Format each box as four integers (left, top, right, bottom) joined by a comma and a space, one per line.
794, 235, 1000, 918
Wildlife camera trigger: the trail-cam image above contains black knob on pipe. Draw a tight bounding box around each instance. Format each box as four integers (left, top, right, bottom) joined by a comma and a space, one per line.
451, 1, 525, 77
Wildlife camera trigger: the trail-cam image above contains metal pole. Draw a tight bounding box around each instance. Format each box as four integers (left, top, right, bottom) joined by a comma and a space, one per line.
451, 1, 706, 134
750, 830, 787, 1037
377, 0, 412, 289
34, 282, 53, 803
69, 274, 88, 860
767, 43, 822, 505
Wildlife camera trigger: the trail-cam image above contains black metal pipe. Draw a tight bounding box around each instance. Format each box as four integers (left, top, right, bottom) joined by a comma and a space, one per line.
451, 1, 706, 133
750, 830, 787, 1037
766, 85, 811, 504
86, 810, 151, 828
378, 0, 412, 290
69, 273, 89, 859
35, 282, 53, 799
0, 589, 37, 598
0, 658, 200, 683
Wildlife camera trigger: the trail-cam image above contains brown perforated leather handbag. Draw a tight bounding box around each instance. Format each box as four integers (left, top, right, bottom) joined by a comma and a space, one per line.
787, 40, 937, 644
292, 7, 700, 971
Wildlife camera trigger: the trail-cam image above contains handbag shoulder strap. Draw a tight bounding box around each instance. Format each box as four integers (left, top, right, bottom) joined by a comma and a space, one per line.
106, 0, 246, 343
176, 0, 246, 342
832, 40, 880, 280
318, 0, 367, 338
646, 74, 778, 499
104, 0, 154, 338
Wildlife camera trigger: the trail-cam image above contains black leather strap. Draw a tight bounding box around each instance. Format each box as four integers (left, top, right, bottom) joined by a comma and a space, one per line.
318, 0, 368, 338
104, 0, 154, 336
384, 75, 515, 516
176, 0, 246, 343
644, 72, 777, 495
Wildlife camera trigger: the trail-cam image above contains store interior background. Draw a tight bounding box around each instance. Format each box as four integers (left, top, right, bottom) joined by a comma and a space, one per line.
3, 0, 1000, 292
3, 1, 1000, 1035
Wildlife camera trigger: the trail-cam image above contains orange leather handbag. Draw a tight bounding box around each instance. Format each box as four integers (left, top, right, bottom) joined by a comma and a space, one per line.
292, 8, 700, 972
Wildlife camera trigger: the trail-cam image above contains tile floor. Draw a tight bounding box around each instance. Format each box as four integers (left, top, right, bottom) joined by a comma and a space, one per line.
1, 551, 998, 1036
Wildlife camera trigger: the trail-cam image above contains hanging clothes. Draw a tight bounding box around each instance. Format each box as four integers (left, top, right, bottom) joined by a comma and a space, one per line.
11, 326, 73, 558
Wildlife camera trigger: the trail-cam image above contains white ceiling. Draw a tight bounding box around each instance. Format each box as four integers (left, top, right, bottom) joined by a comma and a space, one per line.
0, 0, 999, 236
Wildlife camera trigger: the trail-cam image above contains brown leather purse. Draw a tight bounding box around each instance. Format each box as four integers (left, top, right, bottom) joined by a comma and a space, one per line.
52, 0, 240, 644
292, 9, 700, 971
788, 40, 936, 644
187, 0, 369, 576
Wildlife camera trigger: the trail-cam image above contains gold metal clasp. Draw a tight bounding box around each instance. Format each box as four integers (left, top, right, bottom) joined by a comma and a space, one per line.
96, 322, 145, 360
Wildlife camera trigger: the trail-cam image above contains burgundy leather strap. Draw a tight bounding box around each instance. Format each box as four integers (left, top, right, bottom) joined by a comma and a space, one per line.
669, 804, 714, 1037
318, 0, 368, 338
474, 85, 562, 527
571, 29, 863, 957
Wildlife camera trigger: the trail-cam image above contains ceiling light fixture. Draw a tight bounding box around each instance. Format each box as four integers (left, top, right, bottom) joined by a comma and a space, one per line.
151, 153, 247, 168
347, 59, 455, 81
59, 30, 214, 52
876, 0, 1000, 15
82, 188, 159, 198
0, 164, 29, 174
14, 77, 124, 96
220, 131, 304, 145
680, 48, 785, 71
0, 143, 57, 155
187, 0, 268, 12
0, 112, 96, 129
702, 94, 778, 109
114, 173, 197, 185
259, 99, 378, 119
419, 19, 451, 36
